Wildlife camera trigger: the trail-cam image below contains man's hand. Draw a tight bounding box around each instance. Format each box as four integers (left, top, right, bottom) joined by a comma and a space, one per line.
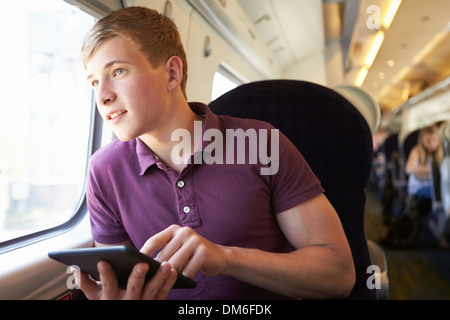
73, 260, 177, 300
140, 225, 229, 279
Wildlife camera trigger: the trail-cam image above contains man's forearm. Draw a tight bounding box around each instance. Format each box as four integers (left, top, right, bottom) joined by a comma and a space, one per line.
221, 244, 355, 299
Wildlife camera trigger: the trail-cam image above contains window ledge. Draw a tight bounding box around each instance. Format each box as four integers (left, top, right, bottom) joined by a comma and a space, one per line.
0, 215, 93, 299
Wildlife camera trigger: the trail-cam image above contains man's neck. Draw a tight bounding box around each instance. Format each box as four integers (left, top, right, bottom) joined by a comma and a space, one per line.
139, 101, 204, 173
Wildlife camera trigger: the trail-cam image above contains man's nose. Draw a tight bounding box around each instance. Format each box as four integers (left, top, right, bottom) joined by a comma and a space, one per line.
96, 80, 116, 106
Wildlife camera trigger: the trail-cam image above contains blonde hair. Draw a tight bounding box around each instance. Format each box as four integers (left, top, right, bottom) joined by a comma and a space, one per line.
417, 125, 444, 165
81, 6, 188, 98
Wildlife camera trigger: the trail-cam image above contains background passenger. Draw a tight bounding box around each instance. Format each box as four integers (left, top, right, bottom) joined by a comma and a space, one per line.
405, 125, 443, 205
405, 125, 448, 247
383, 125, 446, 248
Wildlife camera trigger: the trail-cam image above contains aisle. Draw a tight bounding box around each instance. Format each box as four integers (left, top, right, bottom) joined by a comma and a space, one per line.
364, 190, 450, 300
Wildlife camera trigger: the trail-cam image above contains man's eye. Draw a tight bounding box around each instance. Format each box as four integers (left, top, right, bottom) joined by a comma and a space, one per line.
92, 80, 99, 87
114, 68, 125, 76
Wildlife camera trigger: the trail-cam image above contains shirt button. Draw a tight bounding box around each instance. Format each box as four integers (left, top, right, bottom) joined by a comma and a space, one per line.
183, 206, 191, 214
177, 180, 185, 188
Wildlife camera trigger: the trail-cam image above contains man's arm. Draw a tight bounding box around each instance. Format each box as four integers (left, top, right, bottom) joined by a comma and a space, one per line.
221, 193, 355, 298
405, 146, 430, 178
141, 193, 355, 299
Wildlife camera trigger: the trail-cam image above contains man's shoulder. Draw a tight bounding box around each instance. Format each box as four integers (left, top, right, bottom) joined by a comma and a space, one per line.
218, 114, 276, 131
90, 138, 137, 166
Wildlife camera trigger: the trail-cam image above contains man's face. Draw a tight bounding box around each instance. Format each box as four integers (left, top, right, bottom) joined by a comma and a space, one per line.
86, 36, 171, 142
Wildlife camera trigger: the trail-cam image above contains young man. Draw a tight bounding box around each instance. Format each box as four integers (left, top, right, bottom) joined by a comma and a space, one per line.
74, 6, 355, 300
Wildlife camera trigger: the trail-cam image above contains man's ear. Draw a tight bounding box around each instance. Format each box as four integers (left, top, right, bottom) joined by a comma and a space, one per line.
165, 56, 183, 92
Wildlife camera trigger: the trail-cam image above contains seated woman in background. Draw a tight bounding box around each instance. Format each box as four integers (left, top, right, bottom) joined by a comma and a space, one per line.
405, 125, 449, 248
382, 125, 446, 248
405, 125, 444, 202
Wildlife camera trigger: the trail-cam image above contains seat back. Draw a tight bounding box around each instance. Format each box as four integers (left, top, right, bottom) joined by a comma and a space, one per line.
431, 159, 442, 204
402, 129, 419, 164
441, 156, 450, 216
209, 80, 376, 299
382, 133, 399, 166
439, 127, 450, 220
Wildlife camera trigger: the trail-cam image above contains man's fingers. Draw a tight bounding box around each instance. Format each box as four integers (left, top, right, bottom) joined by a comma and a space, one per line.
72, 267, 102, 300
124, 263, 149, 300
141, 261, 176, 300
140, 225, 180, 257
155, 267, 177, 300
74, 257, 177, 300
97, 260, 119, 300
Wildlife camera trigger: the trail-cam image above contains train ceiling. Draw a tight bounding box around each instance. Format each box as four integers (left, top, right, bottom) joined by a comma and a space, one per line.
235, 0, 450, 113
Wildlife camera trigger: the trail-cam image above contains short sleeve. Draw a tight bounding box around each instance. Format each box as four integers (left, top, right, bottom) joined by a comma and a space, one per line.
86, 158, 131, 244
269, 130, 324, 214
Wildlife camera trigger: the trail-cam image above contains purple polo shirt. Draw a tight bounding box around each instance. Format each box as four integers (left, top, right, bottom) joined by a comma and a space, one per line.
86, 102, 324, 299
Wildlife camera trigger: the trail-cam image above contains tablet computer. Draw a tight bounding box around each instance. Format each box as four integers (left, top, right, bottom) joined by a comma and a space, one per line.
48, 245, 196, 289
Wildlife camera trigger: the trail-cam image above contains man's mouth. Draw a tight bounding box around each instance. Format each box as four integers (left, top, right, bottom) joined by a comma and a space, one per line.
107, 110, 127, 120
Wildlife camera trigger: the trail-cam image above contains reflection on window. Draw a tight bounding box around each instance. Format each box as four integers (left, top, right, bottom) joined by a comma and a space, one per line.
0, 0, 95, 243
211, 67, 242, 101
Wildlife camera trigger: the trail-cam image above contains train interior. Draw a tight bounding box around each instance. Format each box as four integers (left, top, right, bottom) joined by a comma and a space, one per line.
0, 0, 449, 300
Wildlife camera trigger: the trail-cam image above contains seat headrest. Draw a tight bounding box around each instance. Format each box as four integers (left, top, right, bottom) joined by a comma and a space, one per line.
209, 80, 373, 190
333, 85, 381, 134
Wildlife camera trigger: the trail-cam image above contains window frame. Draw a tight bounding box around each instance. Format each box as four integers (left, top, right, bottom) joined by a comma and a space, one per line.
0, 96, 103, 254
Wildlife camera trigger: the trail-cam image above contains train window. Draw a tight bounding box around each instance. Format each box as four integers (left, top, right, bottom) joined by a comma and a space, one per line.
0, 1, 95, 245
211, 66, 243, 101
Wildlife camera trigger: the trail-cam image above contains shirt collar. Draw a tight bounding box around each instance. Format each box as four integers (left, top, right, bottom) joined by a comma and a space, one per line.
136, 102, 221, 175
136, 138, 157, 175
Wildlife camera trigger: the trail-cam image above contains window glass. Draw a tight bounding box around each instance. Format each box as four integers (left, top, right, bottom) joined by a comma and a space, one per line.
0, 0, 95, 243
211, 67, 242, 101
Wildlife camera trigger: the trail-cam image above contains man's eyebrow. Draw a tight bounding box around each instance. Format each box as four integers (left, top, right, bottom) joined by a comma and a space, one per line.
86, 59, 131, 82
